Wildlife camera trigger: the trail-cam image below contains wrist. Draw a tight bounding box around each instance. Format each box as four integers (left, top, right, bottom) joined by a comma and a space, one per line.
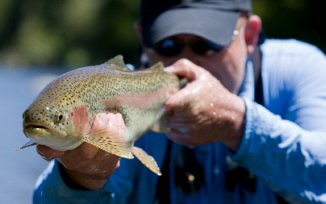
223, 96, 246, 151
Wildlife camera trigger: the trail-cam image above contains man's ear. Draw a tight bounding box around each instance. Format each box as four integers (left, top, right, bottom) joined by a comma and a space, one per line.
244, 15, 262, 55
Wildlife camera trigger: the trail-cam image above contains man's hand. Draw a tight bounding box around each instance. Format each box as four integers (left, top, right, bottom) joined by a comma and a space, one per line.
36, 112, 125, 190
164, 59, 246, 151
37, 143, 120, 190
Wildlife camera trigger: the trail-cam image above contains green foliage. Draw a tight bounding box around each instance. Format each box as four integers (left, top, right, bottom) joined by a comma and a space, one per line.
0, 0, 325, 68
0, 0, 139, 68
253, 0, 326, 53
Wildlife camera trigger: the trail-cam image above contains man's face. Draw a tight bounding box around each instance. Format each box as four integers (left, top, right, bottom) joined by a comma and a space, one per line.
142, 23, 248, 94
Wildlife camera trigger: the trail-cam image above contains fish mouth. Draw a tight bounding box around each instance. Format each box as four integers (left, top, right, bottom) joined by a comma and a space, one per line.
22, 122, 81, 151
23, 122, 66, 138
23, 124, 52, 137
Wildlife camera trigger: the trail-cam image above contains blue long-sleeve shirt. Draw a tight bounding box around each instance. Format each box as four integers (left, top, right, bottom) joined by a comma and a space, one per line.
33, 39, 326, 204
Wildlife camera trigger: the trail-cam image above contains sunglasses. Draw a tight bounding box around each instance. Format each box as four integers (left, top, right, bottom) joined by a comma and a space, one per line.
152, 38, 224, 57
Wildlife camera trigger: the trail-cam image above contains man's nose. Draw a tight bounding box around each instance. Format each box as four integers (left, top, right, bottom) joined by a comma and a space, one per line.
178, 48, 202, 66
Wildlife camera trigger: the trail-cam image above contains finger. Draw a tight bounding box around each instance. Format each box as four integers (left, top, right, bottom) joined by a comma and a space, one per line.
37, 145, 64, 161
164, 93, 184, 111
167, 128, 194, 146
165, 59, 197, 81
167, 128, 184, 143
74, 156, 119, 180
58, 143, 99, 170
164, 83, 196, 112
62, 147, 120, 179
91, 153, 120, 178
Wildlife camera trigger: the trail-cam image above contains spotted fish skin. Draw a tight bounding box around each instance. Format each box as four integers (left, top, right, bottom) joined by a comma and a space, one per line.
22, 55, 181, 175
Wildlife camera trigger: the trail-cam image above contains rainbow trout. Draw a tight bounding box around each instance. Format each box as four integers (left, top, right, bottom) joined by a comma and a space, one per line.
22, 55, 182, 175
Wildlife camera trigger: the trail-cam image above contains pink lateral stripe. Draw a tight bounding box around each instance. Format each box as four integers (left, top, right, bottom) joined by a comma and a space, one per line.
103, 86, 178, 109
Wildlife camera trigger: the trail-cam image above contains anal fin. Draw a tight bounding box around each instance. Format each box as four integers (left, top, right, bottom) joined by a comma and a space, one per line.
131, 146, 161, 176
151, 109, 170, 133
151, 114, 170, 133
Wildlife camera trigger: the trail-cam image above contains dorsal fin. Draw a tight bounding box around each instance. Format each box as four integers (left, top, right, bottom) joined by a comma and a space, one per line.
149, 62, 164, 71
106, 55, 130, 72
107, 55, 125, 67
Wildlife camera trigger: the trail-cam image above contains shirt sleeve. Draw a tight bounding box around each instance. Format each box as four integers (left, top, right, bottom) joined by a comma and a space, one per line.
232, 40, 326, 203
233, 98, 326, 203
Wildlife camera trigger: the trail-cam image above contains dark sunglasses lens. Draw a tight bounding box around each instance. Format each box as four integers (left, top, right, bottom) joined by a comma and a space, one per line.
153, 39, 182, 57
191, 40, 224, 55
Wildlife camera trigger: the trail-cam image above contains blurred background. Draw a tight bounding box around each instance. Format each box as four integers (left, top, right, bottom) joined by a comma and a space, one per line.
0, 0, 325, 68
0, 0, 325, 203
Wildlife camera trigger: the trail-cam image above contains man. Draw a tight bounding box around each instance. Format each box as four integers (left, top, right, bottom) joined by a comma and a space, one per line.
33, 0, 326, 203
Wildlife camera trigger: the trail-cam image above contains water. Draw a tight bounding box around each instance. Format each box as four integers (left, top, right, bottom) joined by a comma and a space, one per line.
0, 67, 65, 204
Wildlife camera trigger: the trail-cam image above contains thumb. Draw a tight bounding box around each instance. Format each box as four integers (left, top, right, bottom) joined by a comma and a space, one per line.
165, 59, 197, 81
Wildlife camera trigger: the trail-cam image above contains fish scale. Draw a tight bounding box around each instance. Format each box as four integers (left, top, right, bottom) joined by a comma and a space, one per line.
21, 55, 183, 175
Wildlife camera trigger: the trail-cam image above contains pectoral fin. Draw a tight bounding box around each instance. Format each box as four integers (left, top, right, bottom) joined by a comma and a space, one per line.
131, 146, 161, 176
83, 130, 134, 159
83, 112, 133, 159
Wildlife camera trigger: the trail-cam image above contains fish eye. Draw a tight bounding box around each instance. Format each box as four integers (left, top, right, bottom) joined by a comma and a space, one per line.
54, 114, 64, 124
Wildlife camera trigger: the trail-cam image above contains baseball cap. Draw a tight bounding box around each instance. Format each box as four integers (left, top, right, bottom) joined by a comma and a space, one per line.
140, 0, 252, 47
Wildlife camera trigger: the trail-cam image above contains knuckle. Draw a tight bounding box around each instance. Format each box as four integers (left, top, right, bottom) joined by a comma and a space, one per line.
176, 58, 191, 68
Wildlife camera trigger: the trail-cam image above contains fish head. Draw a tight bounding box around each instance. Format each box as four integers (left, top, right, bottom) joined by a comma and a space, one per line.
22, 83, 88, 151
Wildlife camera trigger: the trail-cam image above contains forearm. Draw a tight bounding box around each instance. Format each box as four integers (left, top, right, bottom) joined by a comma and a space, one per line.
233, 98, 326, 203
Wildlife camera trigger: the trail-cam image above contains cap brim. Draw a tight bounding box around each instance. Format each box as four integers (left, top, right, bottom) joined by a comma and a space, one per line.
145, 8, 240, 47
